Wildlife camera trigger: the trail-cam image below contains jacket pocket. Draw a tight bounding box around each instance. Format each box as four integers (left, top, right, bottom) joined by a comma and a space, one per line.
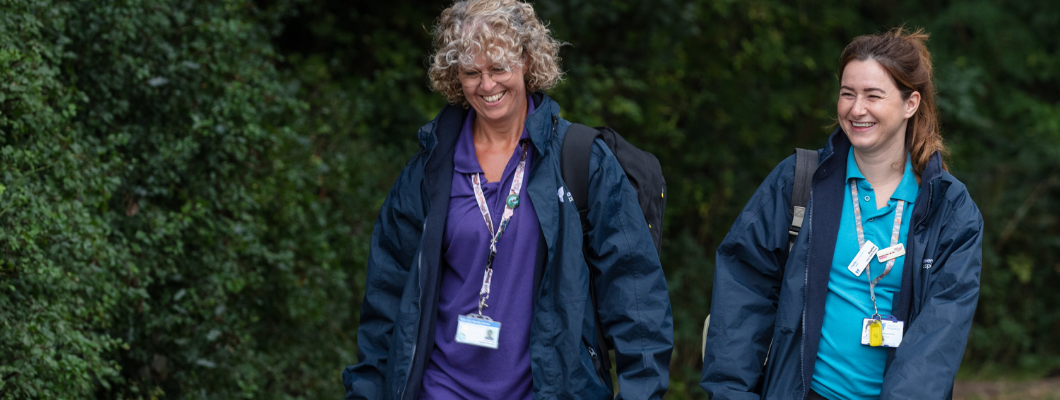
760, 324, 800, 398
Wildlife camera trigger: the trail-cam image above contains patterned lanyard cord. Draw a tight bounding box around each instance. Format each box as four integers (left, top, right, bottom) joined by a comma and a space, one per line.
849, 180, 905, 318
471, 142, 529, 317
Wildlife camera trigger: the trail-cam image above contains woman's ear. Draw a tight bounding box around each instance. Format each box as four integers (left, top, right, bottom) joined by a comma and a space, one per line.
905, 91, 921, 119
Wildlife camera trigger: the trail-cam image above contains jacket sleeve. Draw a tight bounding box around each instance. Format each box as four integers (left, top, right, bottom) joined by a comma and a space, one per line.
701, 157, 795, 400
342, 160, 425, 400
583, 140, 674, 400
881, 192, 983, 399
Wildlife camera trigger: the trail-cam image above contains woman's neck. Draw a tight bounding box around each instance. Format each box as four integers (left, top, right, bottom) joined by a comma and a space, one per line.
853, 148, 905, 186
472, 103, 527, 183
852, 139, 906, 209
472, 97, 528, 148
473, 115, 524, 149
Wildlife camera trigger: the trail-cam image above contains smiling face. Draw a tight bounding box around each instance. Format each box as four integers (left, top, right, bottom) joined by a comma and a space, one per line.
838, 59, 921, 156
460, 50, 527, 127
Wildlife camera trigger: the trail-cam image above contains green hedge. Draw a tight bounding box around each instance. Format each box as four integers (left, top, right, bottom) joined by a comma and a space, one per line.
1, 2, 122, 397
1, 1, 361, 398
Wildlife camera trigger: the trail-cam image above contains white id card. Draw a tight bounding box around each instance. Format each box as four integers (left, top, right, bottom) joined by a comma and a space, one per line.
876, 243, 906, 263
456, 315, 501, 349
847, 240, 878, 277
860, 316, 904, 348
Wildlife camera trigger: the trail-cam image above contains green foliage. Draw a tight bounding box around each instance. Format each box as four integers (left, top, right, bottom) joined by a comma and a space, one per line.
1, 0, 355, 398
3, 0, 1060, 398
0, 2, 124, 397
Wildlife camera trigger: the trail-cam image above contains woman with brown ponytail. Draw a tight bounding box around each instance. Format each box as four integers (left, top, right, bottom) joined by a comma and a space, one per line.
702, 27, 983, 399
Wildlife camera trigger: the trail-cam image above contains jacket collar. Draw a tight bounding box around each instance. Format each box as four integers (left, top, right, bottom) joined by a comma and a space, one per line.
524, 91, 559, 157
912, 152, 945, 234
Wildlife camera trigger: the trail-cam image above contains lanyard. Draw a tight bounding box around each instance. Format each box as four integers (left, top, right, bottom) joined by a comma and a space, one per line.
471, 142, 528, 317
849, 180, 905, 317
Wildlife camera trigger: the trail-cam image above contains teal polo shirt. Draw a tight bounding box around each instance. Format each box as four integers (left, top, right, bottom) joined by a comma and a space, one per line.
810, 148, 919, 399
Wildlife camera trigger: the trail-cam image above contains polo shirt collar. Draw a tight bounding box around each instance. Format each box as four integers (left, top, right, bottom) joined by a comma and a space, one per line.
453, 95, 535, 174
846, 148, 919, 204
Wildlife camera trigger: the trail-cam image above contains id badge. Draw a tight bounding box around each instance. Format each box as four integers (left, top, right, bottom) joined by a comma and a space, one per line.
876, 243, 906, 263
847, 240, 878, 277
456, 314, 501, 349
860, 316, 904, 348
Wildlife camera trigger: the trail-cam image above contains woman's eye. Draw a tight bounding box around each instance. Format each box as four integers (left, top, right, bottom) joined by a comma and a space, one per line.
840, 92, 854, 98
491, 67, 506, 73
464, 71, 480, 77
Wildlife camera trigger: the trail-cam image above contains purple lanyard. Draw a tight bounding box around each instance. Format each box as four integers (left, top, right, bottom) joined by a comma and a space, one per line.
849, 180, 905, 317
470, 142, 529, 317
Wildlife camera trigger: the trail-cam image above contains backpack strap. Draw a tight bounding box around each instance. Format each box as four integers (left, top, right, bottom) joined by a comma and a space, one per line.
789, 148, 818, 250
560, 122, 613, 379
561, 123, 602, 231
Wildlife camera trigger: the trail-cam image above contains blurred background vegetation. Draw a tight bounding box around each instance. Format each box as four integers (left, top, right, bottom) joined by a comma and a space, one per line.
1, 0, 1058, 398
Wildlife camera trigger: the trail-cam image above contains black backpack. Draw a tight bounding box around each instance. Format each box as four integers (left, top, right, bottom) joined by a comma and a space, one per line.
560, 123, 667, 381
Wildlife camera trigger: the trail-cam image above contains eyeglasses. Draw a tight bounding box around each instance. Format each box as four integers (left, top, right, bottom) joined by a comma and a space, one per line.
458, 66, 514, 87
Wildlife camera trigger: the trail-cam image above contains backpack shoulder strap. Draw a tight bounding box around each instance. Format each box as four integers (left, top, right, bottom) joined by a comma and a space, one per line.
789, 148, 818, 250
561, 123, 603, 230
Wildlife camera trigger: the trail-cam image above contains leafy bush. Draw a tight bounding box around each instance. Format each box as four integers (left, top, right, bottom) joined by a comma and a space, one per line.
1, 2, 123, 397
2, 0, 359, 398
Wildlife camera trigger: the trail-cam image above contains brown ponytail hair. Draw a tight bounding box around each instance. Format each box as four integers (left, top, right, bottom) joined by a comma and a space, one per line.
838, 27, 947, 180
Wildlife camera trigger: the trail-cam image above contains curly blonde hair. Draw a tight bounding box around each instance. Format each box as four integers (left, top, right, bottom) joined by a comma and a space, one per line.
428, 0, 564, 106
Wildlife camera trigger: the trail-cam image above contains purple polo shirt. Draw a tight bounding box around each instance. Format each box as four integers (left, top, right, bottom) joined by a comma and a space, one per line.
419, 98, 539, 400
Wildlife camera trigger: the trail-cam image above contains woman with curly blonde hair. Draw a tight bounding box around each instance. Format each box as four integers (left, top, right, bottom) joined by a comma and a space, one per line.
343, 1, 673, 399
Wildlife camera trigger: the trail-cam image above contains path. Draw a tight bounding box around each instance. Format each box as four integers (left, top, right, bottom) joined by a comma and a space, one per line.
954, 377, 1060, 400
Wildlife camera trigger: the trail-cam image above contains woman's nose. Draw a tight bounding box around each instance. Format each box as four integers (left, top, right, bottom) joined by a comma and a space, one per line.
481, 73, 497, 91
852, 96, 868, 116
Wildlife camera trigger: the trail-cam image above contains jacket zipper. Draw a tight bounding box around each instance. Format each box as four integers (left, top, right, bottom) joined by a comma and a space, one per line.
800, 151, 829, 400
399, 131, 437, 400
799, 187, 812, 400
398, 222, 427, 400
799, 227, 809, 399
583, 337, 608, 385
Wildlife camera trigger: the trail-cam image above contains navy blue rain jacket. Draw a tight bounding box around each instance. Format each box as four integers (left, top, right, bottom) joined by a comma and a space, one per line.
702, 130, 983, 399
343, 93, 673, 400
